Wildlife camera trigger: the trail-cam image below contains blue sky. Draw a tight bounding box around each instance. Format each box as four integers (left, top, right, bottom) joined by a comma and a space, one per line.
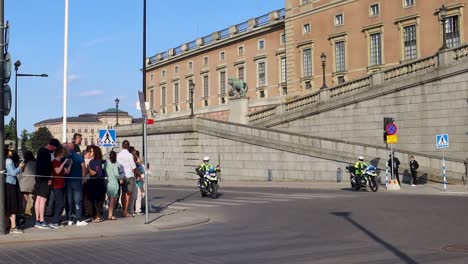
6, 0, 284, 133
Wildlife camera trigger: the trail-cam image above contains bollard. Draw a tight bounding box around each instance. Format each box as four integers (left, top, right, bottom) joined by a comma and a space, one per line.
336, 168, 342, 182
267, 169, 273, 182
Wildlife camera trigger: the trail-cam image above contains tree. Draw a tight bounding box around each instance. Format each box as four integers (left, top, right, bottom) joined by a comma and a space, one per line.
20, 129, 32, 153
30, 127, 52, 154
4, 117, 16, 141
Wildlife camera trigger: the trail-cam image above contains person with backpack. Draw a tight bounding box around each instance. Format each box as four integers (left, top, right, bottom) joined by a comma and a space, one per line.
388, 154, 401, 186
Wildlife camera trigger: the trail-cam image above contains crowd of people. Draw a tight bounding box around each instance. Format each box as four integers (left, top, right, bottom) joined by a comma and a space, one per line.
4, 133, 145, 234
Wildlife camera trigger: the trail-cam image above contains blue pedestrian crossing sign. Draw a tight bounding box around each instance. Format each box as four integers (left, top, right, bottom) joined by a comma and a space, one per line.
98, 129, 116, 147
436, 134, 449, 149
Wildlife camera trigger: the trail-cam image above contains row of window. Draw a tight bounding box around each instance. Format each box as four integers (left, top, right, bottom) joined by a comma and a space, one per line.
152, 59, 277, 112
302, 0, 414, 8
67, 128, 96, 134
152, 38, 284, 80
302, 0, 416, 32
301, 15, 460, 78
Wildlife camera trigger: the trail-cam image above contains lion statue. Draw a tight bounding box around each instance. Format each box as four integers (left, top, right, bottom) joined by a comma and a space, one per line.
228, 77, 248, 98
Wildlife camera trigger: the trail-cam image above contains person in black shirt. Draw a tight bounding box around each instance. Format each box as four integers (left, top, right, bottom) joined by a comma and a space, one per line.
34, 138, 60, 229
388, 154, 401, 186
409, 155, 419, 186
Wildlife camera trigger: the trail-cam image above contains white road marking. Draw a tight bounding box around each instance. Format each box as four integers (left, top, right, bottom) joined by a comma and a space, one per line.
197, 200, 246, 206
230, 199, 270, 204
174, 202, 218, 208
238, 197, 291, 202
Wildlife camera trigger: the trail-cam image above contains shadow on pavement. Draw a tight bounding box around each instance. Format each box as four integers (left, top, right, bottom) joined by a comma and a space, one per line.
147, 191, 199, 224
331, 212, 418, 264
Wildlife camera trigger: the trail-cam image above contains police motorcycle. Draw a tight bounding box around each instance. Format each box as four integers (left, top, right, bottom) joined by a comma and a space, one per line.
347, 164, 379, 192
197, 166, 220, 199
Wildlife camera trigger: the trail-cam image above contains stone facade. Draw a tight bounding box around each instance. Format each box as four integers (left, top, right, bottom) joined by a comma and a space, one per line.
34, 108, 134, 147
147, 0, 467, 121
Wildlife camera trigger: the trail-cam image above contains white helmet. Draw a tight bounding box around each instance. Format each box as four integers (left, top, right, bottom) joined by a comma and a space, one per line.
358, 156, 364, 161
203, 156, 210, 161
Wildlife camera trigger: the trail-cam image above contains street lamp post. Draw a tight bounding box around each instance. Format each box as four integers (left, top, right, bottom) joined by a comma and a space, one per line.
438, 4, 448, 51
115, 98, 120, 126
14, 60, 48, 152
320, 52, 327, 89
189, 80, 195, 118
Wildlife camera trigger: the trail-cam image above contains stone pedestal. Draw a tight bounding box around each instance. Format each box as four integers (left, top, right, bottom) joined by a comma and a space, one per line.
229, 97, 249, 124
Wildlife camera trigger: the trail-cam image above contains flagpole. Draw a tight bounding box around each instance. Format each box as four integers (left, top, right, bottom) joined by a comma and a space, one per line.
62, 0, 69, 142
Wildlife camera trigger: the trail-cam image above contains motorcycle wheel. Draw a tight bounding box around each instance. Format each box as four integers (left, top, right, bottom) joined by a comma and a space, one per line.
200, 189, 207, 197
369, 177, 379, 192
211, 183, 218, 199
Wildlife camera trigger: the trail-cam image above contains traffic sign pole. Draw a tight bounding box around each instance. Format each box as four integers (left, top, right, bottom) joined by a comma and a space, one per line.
443, 149, 447, 191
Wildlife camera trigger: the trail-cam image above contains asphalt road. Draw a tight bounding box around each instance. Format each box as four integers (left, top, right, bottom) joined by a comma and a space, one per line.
1, 185, 468, 264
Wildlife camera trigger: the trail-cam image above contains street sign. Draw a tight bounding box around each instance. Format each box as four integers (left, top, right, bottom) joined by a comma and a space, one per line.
385, 123, 397, 135
98, 129, 116, 147
386, 134, 398, 144
436, 134, 449, 149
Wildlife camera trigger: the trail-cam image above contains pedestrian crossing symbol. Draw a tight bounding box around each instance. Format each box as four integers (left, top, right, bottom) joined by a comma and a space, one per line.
436, 134, 449, 149
98, 129, 116, 147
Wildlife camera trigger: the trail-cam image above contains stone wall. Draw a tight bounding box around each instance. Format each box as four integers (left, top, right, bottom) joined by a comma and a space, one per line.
251, 49, 468, 161
117, 118, 466, 184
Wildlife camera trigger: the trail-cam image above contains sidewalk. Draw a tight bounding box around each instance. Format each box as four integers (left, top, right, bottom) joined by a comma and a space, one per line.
151, 179, 468, 196
0, 209, 209, 243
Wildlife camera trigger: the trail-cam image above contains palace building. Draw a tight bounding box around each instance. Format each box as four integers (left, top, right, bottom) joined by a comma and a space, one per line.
146, 0, 466, 121
34, 108, 134, 147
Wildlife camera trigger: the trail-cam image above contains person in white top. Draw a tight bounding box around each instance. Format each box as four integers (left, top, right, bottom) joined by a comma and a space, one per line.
117, 140, 139, 217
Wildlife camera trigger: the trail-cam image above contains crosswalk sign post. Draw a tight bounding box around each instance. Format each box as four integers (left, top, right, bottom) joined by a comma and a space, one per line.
98, 129, 116, 147
436, 134, 449, 191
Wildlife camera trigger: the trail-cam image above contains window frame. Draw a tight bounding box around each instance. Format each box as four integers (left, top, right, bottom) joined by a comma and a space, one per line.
395, 15, 420, 62
256, 60, 267, 88
403, 0, 415, 8
258, 39, 265, 50
335, 14, 344, 26
370, 3, 380, 17
303, 23, 311, 34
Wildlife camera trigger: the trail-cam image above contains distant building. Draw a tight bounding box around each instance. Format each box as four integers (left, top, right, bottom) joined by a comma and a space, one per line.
34, 108, 136, 147
146, 0, 466, 120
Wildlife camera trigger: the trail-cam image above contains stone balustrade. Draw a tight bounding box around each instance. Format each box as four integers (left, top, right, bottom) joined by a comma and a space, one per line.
249, 47, 467, 125
148, 8, 286, 65
452, 43, 468, 60
285, 92, 319, 112
248, 106, 277, 123
328, 76, 371, 98
384, 56, 437, 81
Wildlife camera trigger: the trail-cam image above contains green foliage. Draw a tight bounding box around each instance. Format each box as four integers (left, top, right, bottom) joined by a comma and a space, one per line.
30, 127, 52, 154
4, 117, 16, 141
20, 129, 32, 153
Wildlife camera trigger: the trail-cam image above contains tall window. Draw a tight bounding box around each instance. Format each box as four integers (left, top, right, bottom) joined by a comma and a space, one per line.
370, 4, 379, 16
258, 40, 265, 50
238, 46, 244, 56
404, 0, 414, 7
150, 89, 154, 110
161, 86, 166, 106
188, 61, 193, 71
303, 48, 312, 77
220, 71, 226, 95
238, 66, 245, 81
175, 66, 179, 74
335, 14, 344, 25
257, 61, 266, 87
335, 41, 345, 72
220, 52, 225, 61
303, 24, 310, 34
203, 57, 208, 66
203, 75, 209, 97
403, 25, 417, 60
446, 16, 460, 48
370, 33, 382, 65
280, 33, 286, 45
280, 57, 286, 83
174, 83, 179, 105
